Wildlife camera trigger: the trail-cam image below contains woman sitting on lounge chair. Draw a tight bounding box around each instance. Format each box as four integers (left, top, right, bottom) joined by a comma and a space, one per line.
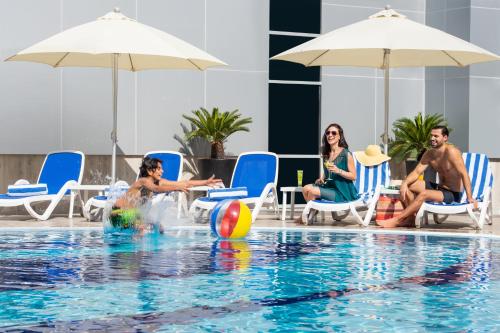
298, 123, 359, 223
110, 156, 221, 231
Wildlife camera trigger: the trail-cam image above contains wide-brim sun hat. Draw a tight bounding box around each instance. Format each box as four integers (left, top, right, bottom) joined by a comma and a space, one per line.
354, 145, 391, 166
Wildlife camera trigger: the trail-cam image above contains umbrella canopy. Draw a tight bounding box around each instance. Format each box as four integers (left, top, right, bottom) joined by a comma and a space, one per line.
271, 6, 500, 153
7, 8, 227, 182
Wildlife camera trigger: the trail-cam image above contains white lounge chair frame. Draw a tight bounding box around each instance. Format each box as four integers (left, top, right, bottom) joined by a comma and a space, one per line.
416, 152, 493, 230
0, 150, 85, 221
189, 151, 280, 223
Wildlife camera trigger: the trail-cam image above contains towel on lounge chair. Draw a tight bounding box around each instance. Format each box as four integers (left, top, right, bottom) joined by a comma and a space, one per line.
104, 185, 130, 197
7, 184, 48, 197
207, 187, 248, 200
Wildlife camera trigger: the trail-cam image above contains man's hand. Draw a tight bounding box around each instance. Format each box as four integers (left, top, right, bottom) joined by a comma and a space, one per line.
399, 182, 408, 202
206, 176, 223, 187
468, 198, 478, 211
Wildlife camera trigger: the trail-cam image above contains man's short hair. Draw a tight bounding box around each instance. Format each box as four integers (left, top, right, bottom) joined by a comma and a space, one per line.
432, 125, 449, 137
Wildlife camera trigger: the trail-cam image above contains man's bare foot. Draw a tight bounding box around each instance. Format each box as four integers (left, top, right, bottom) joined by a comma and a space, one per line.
376, 217, 402, 228
294, 217, 305, 225
399, 215, 415, 227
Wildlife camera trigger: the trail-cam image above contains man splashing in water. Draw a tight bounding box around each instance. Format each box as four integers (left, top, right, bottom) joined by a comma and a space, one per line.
110, 156, 221, 234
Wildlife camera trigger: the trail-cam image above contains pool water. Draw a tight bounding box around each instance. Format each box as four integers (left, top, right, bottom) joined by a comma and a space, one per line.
0, 229, 499, 332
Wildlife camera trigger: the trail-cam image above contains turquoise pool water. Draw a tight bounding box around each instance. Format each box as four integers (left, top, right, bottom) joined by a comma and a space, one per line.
0, 229, 499, 332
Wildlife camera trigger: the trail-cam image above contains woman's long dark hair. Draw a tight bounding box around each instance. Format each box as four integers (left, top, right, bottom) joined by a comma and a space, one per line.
139, 157, 162, 177
321, 123, 349, 158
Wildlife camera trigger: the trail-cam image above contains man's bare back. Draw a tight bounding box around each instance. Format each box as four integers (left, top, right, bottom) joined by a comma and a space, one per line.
421, 143, 462, 193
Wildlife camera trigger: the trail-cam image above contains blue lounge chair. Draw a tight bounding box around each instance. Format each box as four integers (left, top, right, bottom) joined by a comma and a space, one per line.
0, 151, 85, 220
416, 152, 493, 229
83, 151, 184, 219
301, 157, 390, 226
189, 151, 279, 223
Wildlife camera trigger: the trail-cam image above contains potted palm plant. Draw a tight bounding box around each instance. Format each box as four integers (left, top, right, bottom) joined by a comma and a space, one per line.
182, 107, 252, 186
389, 112, 450, 178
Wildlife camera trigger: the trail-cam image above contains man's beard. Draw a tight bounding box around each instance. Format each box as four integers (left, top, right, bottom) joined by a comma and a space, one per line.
430, 141, 442, 148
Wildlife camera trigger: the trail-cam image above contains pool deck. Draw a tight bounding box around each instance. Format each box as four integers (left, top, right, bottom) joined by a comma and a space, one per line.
1, 211, 499, 237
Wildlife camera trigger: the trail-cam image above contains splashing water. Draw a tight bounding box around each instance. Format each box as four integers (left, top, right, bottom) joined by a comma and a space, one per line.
102, 185, 189, 235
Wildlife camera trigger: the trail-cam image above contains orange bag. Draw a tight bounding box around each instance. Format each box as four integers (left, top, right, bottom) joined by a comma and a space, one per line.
375, 195, 404, 222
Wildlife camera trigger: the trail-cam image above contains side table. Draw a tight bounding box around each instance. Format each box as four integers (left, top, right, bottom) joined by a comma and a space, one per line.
67, 184, 108, 218
280, 186, 303, 221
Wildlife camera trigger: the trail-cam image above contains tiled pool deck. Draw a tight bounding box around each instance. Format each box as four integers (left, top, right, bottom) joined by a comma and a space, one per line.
1, 211, 498, 237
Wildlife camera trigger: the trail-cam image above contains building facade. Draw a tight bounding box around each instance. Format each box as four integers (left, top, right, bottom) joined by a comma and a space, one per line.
0, 0, 499, 209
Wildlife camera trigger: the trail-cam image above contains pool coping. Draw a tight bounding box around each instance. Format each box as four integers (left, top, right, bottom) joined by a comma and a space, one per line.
1, 225, 500, 240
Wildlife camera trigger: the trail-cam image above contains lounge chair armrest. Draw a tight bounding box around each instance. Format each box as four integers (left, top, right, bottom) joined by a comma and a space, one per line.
478, 185, 492, 202
250, 182, 278, 223
57, 180, 79, 196
372, 184, 382, 200
260, 182, 277, 201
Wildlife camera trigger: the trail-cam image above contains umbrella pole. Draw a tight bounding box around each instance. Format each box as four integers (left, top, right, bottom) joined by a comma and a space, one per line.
111, 53, 118, 184
383, 49, 390, 155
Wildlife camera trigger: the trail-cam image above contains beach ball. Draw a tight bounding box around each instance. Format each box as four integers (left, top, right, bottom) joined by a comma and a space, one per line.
210, 199, 252, 239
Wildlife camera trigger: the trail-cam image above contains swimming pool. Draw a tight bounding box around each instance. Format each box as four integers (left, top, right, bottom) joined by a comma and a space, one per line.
0, 228, 499, 332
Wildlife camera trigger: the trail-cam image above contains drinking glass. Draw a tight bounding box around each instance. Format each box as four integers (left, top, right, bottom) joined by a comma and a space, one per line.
324, 160, 333, 181
297, 170, 303, 187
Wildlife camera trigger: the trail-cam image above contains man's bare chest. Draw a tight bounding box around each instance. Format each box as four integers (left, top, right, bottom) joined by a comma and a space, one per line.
428, 156, 453, 174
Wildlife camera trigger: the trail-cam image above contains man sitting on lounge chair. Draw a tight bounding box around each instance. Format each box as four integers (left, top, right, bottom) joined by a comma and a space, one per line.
377, 126, 477, 228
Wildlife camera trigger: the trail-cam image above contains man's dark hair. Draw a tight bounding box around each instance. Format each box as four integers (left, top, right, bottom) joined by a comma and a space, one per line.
432, 125, 449, 137
139, 157, 162, 177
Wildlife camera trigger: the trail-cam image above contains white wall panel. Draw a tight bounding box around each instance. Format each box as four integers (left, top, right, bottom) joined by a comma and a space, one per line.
321, 76, 376, 151
0, 0, 61, 153
206, 70, 268, 155
206, 0, 269, 71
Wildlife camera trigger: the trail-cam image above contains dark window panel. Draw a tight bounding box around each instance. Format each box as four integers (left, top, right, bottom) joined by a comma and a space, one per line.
269, 34, 320, 82
270, 0, 321, 34
277, 157, 320, 204
269, 83, 320, 155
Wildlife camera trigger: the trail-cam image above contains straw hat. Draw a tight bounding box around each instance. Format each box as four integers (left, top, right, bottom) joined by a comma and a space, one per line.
354, 145, 391, 166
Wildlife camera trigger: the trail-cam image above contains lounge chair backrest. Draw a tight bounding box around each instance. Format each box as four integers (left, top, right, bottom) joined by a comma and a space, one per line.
143, 151, 183, 181
353, 157, 390, 194
460, 153, 493, 202
230, 152, 278, 198
38, 151, 84, 195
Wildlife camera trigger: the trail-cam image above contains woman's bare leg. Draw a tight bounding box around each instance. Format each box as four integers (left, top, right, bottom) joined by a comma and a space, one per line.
296, 184, 322, 223
302, 184, 321, 202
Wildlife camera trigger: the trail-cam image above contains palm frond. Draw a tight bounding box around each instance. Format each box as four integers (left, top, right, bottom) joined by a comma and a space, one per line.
389, 112, 449, 162
182, 107, 253, 158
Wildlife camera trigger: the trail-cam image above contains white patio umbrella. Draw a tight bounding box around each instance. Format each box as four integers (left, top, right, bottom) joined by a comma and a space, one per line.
7, 8, 227, 183
271, 6, 500, 154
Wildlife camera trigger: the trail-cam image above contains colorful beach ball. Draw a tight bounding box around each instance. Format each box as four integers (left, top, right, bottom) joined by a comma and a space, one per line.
210, 200, 252, 239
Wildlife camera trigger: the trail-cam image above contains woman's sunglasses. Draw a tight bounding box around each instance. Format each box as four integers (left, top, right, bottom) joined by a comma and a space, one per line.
325, 130, 338, 136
